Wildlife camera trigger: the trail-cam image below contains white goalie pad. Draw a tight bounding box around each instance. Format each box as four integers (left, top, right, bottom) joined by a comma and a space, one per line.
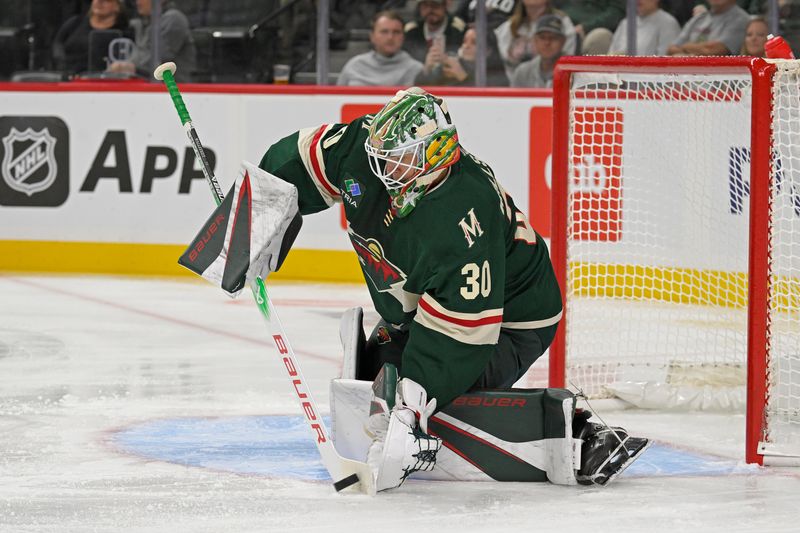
339, 307, 364, 380
365, 401, 441, 492
332, 379, 472, 481
178, 161, 300, 296
330, 379, 580, 484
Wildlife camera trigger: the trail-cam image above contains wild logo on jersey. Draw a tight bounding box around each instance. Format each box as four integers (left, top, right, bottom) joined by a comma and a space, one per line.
348, 229, 420, 313
349, 230, 406, 291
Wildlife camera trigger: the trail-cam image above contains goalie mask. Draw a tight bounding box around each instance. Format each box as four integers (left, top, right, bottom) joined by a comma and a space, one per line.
365, 87, 461, 217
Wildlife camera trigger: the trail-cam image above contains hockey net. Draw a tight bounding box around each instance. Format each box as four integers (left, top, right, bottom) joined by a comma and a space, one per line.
549, 57, 800, 464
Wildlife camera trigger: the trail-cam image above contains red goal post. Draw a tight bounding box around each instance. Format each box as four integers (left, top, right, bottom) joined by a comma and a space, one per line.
549, 57, 799, 466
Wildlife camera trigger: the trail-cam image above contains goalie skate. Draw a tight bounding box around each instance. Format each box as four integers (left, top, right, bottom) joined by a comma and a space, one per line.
576, 422, 650, 486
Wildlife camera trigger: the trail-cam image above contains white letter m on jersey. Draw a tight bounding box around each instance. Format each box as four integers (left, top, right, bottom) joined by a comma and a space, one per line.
459, 208, 484, 248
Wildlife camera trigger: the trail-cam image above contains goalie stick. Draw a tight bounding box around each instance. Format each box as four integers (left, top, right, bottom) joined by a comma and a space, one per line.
153, 62, 374, 495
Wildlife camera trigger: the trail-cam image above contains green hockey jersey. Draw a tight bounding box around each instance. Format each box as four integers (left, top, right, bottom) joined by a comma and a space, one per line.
259, 116, 562, 406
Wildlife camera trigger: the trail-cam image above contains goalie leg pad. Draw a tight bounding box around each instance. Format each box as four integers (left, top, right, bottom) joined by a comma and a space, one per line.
431, 387, 579, 484
365, 362, 397, 439
331, 381, 582, 484
368, 410, 442, 492
339, 307, 365, 380
365, 364, 441, 491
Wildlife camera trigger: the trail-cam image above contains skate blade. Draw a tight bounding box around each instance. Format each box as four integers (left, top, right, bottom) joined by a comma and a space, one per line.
598, 438, 652, 486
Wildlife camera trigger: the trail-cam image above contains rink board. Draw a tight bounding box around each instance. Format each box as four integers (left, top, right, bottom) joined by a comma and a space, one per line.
0, 84, 549, 280
1, 83, 791, 285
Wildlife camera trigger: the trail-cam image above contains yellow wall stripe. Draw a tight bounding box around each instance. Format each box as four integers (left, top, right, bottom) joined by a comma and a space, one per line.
4, 243, 795, 312
569, 262, 799, 313
0, 240, 365, 283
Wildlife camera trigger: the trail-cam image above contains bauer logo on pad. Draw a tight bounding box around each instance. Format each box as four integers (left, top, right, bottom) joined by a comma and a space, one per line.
0, 116, 69, 207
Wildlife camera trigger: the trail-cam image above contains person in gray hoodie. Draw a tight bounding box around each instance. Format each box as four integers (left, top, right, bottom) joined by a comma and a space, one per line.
108, 0, 196, 81
337, 11, 423, 87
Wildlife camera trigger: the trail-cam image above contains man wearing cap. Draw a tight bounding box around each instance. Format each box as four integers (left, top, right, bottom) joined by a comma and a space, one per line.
510, 15, 565, 88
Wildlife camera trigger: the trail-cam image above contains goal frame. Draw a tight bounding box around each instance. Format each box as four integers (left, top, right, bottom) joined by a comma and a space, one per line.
549, 56, 776, 465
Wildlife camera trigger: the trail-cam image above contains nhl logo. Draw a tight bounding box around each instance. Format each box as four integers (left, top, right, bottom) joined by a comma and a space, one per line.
2, 127, 58, 196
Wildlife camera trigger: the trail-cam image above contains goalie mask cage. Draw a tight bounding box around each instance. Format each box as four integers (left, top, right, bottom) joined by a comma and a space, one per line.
549, 57, 800, 466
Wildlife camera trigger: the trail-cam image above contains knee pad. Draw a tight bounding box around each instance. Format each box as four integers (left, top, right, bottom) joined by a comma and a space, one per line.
339, 307, 365, 380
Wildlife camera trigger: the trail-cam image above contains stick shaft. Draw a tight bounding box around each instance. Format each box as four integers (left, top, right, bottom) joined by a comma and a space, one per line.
155, 67, 373, 494
183, 123, 224, 205
160, 69, 191, 125
159, 68, 224, 204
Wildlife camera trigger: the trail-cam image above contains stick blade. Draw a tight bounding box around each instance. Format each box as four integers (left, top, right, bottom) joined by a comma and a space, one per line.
332, 459, 375, 495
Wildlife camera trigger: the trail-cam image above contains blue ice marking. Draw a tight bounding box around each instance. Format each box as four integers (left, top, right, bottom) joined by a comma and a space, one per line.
112, 415, 330, 481
112, 415, 756, 481
624, 443, 758, 477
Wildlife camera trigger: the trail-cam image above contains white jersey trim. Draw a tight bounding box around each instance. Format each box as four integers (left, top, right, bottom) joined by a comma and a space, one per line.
414, 293, 503, 346
297, 124, 340, 206
501, 310, 563, 330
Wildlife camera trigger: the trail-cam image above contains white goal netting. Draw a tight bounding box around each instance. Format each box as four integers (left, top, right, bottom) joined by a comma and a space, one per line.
763, 63, 800, 456
560, 62, 800, 457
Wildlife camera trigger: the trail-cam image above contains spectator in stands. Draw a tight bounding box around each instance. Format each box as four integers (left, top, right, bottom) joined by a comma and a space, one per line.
52, 0, 132, 75
608, 0, 680, 55
778, 0, 800, 57
455, 0, 521, 30
108, 0, 196, 81
683, 1, 760, 21
553, 0, 625, 54
737, 0, 761, 14
495, 0, 576, 79
404, 0, 467, 63
338, 11, 423, 86
664, 0, 699, 26
666, 0, 749, 56
510, 14, 565, 87
415, 25, 509, 86
740, 16, 768, 56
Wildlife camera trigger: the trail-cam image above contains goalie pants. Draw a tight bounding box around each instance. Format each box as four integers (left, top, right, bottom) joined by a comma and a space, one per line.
360, 321, 559, 390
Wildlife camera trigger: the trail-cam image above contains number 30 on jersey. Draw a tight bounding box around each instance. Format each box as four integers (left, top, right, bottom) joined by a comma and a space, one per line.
460, 260, 491, 299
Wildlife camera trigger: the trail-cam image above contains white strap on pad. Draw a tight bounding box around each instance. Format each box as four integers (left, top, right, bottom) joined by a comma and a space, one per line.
396, 378, 437, 433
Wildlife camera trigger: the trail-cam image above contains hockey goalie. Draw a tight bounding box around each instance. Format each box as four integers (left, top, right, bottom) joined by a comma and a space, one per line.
180, 87, 650, 492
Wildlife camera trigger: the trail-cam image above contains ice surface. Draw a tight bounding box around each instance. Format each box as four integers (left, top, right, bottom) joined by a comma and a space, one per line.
1, 275, 798, 532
